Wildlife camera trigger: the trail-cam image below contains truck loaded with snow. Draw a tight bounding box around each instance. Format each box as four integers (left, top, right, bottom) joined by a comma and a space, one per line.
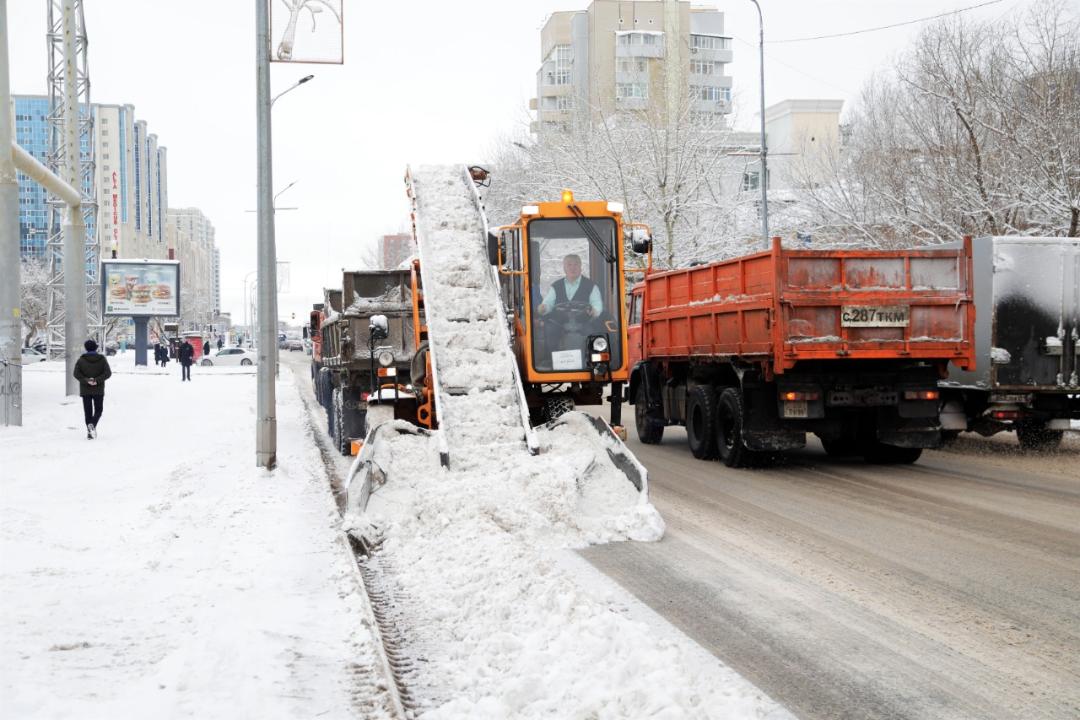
938, 236, 1080, 450
627, 237, 977, 466
315, 272, 417, 455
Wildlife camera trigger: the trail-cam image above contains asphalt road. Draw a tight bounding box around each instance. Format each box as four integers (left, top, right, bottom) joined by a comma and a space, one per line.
579, 423, 1080, 720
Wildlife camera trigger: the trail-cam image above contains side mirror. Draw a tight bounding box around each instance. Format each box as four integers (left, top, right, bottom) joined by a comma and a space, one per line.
629, 227, 653, 255
369, 314, 389, 342
487, 232, 500, 266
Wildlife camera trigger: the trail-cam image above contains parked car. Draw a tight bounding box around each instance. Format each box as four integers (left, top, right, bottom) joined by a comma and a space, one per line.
21, 347, 47, 364
201, 347, 257, 367
285, 339, 304, 351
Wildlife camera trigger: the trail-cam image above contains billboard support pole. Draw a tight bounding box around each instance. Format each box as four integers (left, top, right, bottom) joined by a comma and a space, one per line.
133, 316, 148, 366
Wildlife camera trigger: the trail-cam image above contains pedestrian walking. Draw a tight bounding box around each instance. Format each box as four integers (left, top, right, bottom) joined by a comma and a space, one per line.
73, 339, 112, 439
217, 336, 224, 351
179, 338, 195, 381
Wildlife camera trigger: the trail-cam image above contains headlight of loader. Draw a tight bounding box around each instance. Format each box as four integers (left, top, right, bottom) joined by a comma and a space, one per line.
591, 336, 609, 353
377, 349, 394, 367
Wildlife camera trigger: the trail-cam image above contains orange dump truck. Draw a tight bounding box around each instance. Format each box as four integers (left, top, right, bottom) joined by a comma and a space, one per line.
627, 237, 976, 466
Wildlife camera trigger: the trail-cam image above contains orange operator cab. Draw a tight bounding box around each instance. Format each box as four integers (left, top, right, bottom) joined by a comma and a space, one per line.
490, 190, 653, 428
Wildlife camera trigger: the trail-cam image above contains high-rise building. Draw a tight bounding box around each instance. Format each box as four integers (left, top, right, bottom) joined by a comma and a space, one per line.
12, 95, 96, 260
381, 233, 413, 269
532, 1, 733, 134
167, 208, 219, 331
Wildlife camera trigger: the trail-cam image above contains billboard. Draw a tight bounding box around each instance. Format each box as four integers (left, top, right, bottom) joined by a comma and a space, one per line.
102, 260, 180, 317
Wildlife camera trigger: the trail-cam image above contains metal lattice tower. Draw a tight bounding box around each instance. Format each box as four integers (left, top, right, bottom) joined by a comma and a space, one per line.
44, 0, 100, 357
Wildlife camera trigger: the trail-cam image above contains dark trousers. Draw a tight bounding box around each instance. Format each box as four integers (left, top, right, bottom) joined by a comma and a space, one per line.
181, 363, 191, 381
81, 395, 103, 426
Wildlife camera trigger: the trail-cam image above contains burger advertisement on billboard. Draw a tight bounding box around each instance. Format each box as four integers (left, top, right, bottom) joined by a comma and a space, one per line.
102, 259, 180, 317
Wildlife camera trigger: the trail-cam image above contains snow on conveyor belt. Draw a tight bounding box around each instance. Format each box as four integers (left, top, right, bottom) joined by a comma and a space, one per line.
409, 166, 528, 461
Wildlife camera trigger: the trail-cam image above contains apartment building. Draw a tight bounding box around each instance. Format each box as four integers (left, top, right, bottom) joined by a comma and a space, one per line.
167, 208, 220, 330
533, 0, 733, 133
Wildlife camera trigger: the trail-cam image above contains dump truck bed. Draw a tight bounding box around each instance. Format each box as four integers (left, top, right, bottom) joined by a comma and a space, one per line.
323, 270, 416, 367
642, 238, 975, 373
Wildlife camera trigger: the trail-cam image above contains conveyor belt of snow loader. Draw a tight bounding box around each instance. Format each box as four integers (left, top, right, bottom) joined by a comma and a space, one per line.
406, 165, 539, 465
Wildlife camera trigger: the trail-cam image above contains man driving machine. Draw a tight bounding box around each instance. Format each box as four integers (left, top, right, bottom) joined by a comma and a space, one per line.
537, 253, 602, 318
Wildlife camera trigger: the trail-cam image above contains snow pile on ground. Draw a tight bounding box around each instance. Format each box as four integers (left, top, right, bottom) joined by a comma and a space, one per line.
0, 355, 396, 719
347, 421, 789, 718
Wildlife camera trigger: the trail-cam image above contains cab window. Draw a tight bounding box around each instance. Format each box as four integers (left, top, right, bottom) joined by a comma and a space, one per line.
526, 217, 621, 373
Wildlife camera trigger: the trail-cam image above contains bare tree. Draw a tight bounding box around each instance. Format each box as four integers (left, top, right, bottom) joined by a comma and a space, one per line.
484, 89, 766, 270
19, 260, 51, 347
797, 0, 1079, 243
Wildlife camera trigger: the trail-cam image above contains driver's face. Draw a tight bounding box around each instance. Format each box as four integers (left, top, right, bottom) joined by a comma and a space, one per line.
563, 257, 582, 282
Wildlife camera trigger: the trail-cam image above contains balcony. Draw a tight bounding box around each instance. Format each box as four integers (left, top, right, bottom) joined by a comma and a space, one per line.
615, 31, 665, 59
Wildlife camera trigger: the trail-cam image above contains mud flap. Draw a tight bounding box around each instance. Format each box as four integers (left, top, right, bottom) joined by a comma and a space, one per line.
877, 428, 941, 448
544, 413, 647, 494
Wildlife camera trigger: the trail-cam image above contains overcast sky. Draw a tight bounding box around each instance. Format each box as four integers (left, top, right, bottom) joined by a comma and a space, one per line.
6, 0, 1024, 326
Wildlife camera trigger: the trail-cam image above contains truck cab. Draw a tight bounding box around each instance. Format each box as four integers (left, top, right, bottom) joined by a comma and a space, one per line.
492, 190, 651, 427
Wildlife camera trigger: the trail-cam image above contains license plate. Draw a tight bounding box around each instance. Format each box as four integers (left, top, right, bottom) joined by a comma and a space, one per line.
841, 305, 909, 327
783, 400, 808, 418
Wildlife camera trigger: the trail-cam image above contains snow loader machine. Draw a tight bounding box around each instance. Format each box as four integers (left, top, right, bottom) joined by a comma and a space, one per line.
344, 165, 653, 529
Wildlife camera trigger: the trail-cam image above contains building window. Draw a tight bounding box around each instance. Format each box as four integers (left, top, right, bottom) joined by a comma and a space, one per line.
691, 85, 730, 102
741, 170, 769, 191
617, 32, 659, 46
616, 82, 648, 100
690, 35, 731, 50
690, 60, 725, 75
543, 44, 573, 86
617, 58, 648, 73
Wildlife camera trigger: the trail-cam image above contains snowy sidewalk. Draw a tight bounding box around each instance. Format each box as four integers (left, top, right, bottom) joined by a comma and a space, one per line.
0, 355, 395, 719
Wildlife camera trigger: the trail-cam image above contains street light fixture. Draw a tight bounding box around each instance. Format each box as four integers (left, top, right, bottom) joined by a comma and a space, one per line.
749, 0, 770, 247
270, 74, 314, 107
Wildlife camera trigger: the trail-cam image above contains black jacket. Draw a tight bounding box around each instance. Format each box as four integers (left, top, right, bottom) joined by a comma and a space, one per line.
179, 341, 195, 365
73, 352, 112, 397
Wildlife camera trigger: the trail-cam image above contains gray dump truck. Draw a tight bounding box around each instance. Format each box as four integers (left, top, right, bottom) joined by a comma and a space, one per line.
939, 236, 1080, 449
316, 270, 417, 454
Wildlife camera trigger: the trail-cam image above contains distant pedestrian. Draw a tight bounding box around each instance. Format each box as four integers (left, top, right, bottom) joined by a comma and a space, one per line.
73, 339, 111, 439
179, 339, 194, 381
217, 336, 224, 351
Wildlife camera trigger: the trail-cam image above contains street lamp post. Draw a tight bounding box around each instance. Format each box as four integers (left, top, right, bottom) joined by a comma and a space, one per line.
749, 0, 770, 246
256, 1, 278, 468
270, 74, 313, 107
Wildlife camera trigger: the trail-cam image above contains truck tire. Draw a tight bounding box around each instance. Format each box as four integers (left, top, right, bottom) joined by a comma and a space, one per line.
686, 385, 718, 459
864, 443, 923, 464
1016, 421, 1063, 451
326, 383, 337, 438
716, 387, 755, 468
635, 383, 664, 444
543, 396, 575, 422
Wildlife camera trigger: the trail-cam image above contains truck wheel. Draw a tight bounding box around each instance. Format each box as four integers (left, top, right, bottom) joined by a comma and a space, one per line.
716, 387, 754, 468
686, 386, 718, 459
1016, 422, 1063, 451
543, 396, 575, 422
864, 443, 923, 464
634, 383, 664, 444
